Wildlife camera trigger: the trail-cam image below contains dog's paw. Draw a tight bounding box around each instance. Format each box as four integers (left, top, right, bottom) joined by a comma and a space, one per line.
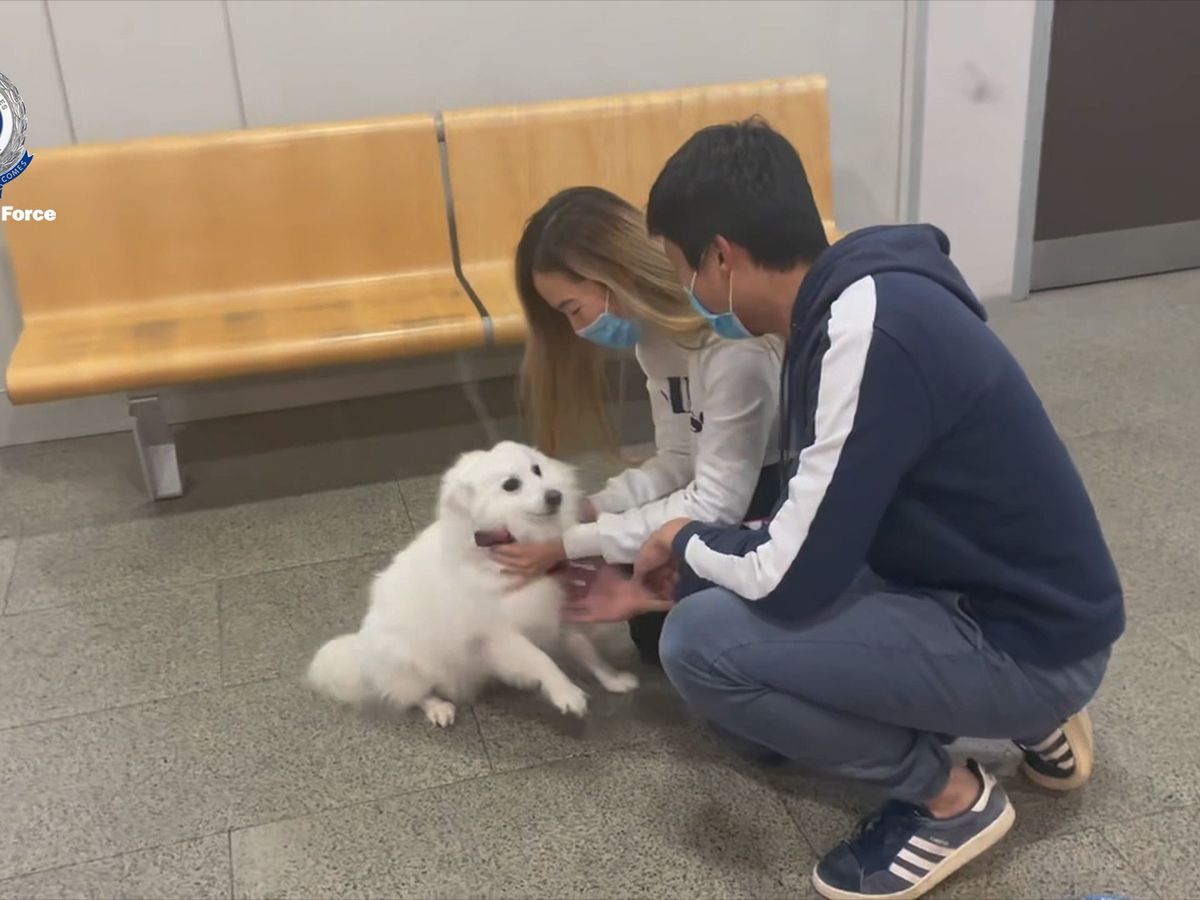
547, 683, 588, 717
598, 670, 640, 694
421, 698, 457, 728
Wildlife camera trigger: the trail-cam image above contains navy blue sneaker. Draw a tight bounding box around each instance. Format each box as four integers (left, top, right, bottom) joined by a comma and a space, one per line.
1015, 708, 1094, 791
812, 760, 1014, 899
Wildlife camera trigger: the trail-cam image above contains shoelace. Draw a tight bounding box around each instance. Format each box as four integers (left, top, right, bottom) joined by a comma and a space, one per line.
849, 800, 927, 862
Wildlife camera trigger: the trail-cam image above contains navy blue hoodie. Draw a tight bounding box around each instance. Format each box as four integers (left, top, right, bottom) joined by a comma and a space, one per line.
672, 225, 1124, 666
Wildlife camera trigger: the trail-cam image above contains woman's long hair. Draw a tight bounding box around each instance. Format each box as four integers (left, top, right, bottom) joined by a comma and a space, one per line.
514, 186, 707, 456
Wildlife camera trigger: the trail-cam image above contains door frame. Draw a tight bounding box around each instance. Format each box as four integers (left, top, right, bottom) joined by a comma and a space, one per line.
1012, 0, 1055, 300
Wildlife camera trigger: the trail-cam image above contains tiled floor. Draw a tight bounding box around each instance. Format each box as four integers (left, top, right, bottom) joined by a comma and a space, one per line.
0, 269, 1197, 899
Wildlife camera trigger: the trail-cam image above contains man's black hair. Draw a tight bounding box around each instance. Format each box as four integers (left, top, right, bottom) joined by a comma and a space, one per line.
646, 117, 829, 270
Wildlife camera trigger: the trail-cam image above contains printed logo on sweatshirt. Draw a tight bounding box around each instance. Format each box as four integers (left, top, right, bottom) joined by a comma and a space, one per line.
665, 376, 692, 414
664, 377, 703, 433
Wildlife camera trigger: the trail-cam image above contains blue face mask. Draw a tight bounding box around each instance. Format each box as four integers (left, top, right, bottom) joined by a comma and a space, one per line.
575, 291, 641, 349
689, 266, 752, 340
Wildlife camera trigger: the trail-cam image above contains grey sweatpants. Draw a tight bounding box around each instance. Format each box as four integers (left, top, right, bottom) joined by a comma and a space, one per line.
659, 569, 1109, 804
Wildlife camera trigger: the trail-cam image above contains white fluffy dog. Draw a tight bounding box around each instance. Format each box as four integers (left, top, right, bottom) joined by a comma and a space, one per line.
308, 441, 638, 726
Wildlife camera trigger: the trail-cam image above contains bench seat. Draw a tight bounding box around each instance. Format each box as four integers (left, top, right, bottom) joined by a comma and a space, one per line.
3, 114, 476, 403
443, 75, 839, 343
6, 269, 482, 402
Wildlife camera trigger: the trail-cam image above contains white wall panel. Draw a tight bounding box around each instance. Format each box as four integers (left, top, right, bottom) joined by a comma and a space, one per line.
228, 0, 905, 228
47, 0, 243, 142
916, 0, 1039, 300
0, 0, 74, 148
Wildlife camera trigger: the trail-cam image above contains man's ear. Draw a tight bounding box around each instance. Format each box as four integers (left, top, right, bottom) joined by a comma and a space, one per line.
713, 234, 735, 273
438, 450, 485, 519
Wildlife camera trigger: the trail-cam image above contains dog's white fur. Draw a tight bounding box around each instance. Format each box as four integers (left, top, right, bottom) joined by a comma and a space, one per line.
308, 441, 637, 726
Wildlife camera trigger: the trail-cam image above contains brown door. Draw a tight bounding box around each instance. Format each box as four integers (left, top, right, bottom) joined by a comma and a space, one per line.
1031, 0, 1200, 290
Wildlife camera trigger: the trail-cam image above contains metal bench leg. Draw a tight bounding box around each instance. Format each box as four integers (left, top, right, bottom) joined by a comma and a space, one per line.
129, 395, 183, 500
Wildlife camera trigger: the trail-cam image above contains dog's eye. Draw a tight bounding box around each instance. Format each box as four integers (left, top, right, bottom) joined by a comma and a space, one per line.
531, 464, 541, 477
502, 477, 521, 492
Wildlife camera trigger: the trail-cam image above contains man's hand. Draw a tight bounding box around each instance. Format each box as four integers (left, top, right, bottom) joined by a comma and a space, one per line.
633, 517, 692, 582
491, 539, 567, 577
561, 565, 673, 624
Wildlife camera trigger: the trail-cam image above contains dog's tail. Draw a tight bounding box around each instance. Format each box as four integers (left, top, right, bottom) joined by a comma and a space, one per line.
307, 633, 370, 704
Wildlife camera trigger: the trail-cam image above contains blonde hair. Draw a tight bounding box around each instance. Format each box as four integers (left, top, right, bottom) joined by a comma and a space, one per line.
515, 186, 707, 456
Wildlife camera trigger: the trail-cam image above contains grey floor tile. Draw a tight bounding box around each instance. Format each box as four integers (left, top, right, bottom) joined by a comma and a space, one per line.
0, 834, 231, 900
0, 538, 15, 608
4, 481, 409, 614
1067, 423, 1200, 554
220, 554, 390, 685
231, 745, 808, 900
934, 827, 1152, 900
770, 771, 875, 860
0, 487, 16, 539
1105, 529, 1200, 664
473, 659, 703, 772
0, 584, 220, 729
1102, 804, 1200, 899
0, 433, 155, 537
1087, 625, 1200, 810
990, 277, 1199, 439
0, 677, 489, 880
397, 473, 440, 532
995, 623, 1200, 850
0, 404, 367, 537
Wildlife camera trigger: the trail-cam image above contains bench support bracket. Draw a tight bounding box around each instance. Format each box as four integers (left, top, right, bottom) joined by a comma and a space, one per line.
129, 395, 183, 500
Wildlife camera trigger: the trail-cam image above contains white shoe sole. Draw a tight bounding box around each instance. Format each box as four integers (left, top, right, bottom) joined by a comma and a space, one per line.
1021, 708, 1094, 792
811, 798, 1016, 900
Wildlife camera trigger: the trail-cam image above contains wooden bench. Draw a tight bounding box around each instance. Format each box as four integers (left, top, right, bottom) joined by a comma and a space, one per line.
2, 114, 481, 496
2, 76, 837, 498
442, 75, 838, 344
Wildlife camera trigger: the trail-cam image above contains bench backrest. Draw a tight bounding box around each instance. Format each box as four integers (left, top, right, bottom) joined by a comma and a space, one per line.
442, 76, 835, 270
3, 115, 453, 316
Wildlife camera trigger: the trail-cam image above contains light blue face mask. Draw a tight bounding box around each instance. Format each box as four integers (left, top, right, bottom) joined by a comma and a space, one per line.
689, 264, 752, 340
575, 290, 641, 349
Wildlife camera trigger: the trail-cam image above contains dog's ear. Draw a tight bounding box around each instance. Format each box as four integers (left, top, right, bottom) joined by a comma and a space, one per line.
438, 450, 486, 519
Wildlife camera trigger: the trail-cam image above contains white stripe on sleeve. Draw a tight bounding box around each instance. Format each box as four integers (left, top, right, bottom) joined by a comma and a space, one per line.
682, 276, 878, 600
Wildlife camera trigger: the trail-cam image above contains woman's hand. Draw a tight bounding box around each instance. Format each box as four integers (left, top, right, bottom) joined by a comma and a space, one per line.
633, 517, 692, 582
491, 539, 567, 577
561, 565, 673, 624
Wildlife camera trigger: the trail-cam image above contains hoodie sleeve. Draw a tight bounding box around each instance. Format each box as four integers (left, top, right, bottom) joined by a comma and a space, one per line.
565, 339, 779, 563
588, 374, 694, 516
671, 276, 933, 617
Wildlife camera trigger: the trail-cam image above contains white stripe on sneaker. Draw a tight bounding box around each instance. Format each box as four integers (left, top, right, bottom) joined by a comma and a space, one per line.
971, 766, 998, 813
897, 848, 934, 872
908, 836, 953, 857
1029, 729, 1064, 753
1045, 740, 1072, 761
1056, 759, 1074, 770
888, 862, 922, 885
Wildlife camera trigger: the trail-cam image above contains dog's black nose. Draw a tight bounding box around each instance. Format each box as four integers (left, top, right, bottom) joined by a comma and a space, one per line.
544, 489, 563, 510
